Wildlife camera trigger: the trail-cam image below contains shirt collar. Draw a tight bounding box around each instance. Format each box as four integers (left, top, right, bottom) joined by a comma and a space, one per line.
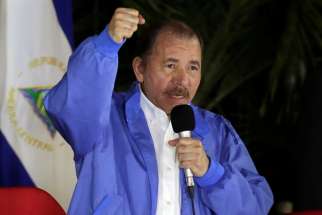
139, 85, 169, 127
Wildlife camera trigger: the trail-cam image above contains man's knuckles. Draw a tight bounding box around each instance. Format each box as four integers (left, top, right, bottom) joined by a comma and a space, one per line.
114, 14, 139, 25
115, 7, 139, 16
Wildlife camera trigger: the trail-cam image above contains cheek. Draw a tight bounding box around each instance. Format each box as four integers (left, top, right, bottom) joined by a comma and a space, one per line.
194, 78, 201, 89
156, 82, 168, 96
190, 73, 200, 84
190, 77, 201, 94
150, 74, 170, 89
146, 76, 167, 96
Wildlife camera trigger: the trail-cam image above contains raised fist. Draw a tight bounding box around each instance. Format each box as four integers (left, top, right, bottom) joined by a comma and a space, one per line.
108, 8, 145, 43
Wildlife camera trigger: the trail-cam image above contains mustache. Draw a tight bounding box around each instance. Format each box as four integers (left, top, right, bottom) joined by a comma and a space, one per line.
164, 85, 189, 98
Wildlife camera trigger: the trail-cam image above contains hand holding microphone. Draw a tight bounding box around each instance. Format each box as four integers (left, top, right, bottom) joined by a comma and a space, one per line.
169, 105, 210, 189
168, 137, 209, 177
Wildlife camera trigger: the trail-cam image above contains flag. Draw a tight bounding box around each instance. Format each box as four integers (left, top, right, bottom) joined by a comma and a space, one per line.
0, 0, 76, 210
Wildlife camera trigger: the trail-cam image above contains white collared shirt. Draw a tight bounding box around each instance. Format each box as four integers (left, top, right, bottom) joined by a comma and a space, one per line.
140, 88, 181, 215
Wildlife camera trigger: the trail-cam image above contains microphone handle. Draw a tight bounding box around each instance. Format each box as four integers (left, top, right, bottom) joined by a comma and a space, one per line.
179, 131, 195, 187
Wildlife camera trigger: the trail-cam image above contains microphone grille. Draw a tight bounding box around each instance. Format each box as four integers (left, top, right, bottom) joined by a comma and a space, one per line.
170, 104, 195, 133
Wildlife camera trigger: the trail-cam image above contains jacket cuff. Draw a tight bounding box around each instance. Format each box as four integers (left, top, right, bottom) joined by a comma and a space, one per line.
93, 26, 125, 55
194, 158, 225, 187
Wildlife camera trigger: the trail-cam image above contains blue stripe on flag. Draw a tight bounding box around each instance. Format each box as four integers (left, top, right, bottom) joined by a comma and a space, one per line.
0, 131, 34, 187
53, 0, 74, 48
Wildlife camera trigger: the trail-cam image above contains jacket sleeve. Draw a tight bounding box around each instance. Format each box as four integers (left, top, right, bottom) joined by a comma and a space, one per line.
44, 27, 124, 160
199, 116, 274, 214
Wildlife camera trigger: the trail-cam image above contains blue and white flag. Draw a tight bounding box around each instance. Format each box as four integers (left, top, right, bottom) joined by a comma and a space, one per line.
0, 0, 76, 210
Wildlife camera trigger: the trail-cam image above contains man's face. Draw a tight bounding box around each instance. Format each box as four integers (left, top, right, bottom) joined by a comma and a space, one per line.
133, 31, 202, 114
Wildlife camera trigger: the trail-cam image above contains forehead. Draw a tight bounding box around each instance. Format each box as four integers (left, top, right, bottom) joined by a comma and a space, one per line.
151, 31, 202, 60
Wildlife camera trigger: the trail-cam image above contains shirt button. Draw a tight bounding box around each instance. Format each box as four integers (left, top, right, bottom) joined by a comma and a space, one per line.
166, 201, 171, 205
167, 166, 172, 171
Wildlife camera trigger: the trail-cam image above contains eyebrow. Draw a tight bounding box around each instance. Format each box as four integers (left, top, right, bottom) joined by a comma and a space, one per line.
164, 58, 179, 63
190, 60, 200, 68
164, 58, 201, 68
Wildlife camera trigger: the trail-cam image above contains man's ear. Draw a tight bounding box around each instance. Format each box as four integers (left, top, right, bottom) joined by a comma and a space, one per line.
132, 56, 144, 83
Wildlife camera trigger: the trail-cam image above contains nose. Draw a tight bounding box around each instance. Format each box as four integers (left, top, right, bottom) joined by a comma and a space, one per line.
173, 67, 189, 85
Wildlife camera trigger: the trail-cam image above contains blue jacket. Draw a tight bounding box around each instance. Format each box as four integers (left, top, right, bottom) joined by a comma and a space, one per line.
44, 29, 273, 215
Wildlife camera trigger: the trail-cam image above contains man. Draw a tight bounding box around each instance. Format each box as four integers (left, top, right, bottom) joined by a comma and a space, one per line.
44, 8, 273, 214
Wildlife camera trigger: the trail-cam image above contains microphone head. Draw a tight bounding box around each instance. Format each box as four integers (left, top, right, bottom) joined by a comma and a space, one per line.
170, 104, 195, 133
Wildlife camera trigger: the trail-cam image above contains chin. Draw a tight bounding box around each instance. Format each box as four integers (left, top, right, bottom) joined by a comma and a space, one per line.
160, 98, 190, 114
174, 99, 189, 106
167, 102, 187, 112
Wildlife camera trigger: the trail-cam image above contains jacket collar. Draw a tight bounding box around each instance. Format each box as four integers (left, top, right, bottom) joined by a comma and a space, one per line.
125, 83, 158, 214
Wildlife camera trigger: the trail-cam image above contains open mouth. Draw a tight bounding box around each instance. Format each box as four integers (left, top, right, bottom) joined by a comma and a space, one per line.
169, 95, 185, 99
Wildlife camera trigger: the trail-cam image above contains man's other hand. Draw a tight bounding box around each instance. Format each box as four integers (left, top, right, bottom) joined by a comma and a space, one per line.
169, 138, 210, 177
108, 8, 145, 43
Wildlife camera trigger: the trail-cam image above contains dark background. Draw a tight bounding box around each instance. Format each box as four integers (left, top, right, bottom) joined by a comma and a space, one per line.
72, 0, 322, 214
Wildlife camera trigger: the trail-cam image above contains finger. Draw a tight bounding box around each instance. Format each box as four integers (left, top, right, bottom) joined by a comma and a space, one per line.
176, 137, 200, 146
177, 147, 202, 156
168, 139, 179, 146
178, 152, 198, 162
175, 139, 202, 162
114, 20, 138, 32
179, 160, 194, 169
121, 28, 136, 39
110, 27, 134, 41
138, 14, 145, 24
115, 7, 139, 16
176, 142, 202, 154
114, 13, 140, 25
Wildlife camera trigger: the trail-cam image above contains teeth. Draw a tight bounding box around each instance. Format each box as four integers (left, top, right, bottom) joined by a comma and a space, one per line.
171, 95, 184, 99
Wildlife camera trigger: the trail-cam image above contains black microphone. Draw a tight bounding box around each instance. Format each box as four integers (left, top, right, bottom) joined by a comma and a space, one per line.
170, 104, 195, 199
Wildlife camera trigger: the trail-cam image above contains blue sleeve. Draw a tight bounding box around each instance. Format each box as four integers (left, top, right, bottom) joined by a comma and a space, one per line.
194, 157, 224, 187
198, 117, 273, 214
44, 26, 124, 160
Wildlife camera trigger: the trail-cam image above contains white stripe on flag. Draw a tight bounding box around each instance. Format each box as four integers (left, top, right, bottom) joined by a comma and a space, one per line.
0, 0, 76, 210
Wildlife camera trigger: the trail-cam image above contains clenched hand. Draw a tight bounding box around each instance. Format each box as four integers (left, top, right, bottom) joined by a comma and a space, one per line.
169, 137, 209, 177
108, 8, 145, 43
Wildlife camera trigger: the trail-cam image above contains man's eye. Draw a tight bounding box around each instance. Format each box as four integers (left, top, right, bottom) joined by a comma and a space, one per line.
190, 65, 199, 72
166, 64, 175, 69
